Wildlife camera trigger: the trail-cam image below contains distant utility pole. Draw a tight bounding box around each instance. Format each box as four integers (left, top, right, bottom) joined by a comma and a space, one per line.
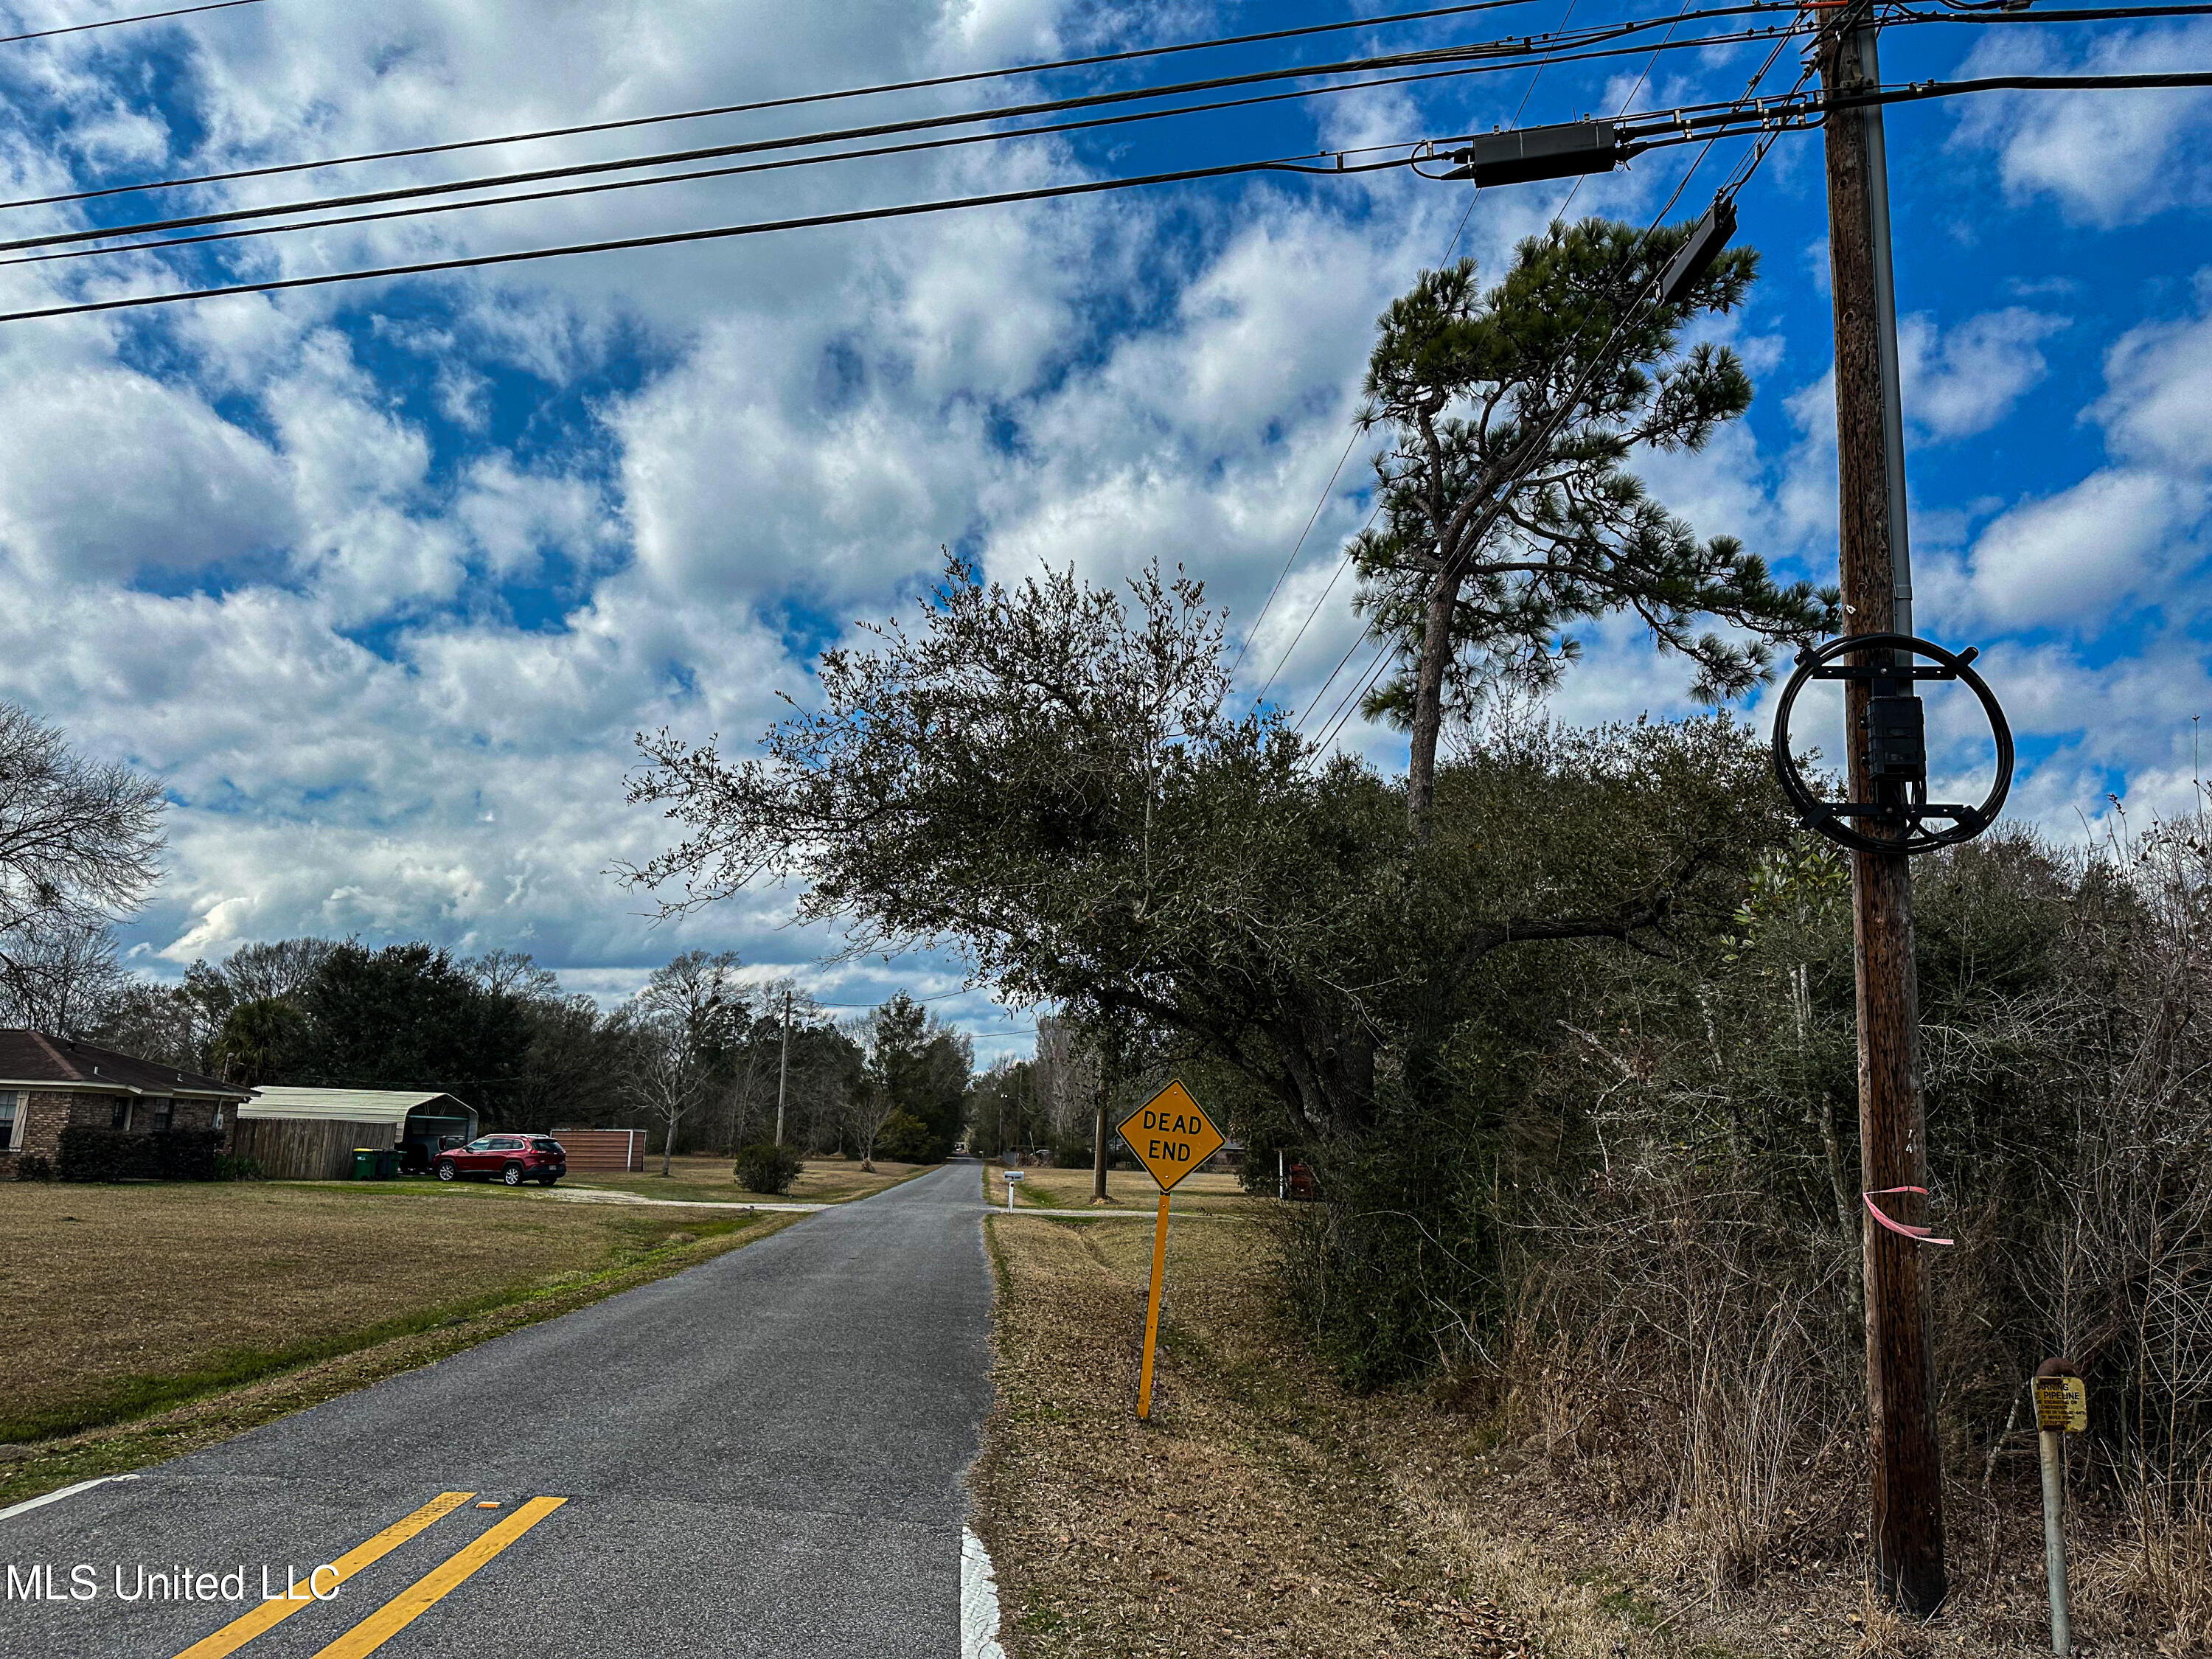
775, 987, 792, 1147
1819, 5, 1946, 1615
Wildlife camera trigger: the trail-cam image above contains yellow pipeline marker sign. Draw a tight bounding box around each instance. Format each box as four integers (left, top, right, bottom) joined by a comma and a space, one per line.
1116, 1081, 1225, 1421
2033, 1375, 2088, 1433
1116, 1080, 1223, 1194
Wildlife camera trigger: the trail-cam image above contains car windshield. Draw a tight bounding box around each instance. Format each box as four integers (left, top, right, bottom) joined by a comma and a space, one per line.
532, 1138, 562, 1152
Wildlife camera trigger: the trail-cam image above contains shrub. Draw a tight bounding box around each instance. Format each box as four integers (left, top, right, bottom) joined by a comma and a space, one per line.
12, 1153, 53, 1182
215, 1154, 265, 1181
733, 1141, 803, 1195
58, 1127, 223, 1183
874, 1110, 942, 1164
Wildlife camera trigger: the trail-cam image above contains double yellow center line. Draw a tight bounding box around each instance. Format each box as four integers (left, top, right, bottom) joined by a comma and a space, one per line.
173, 1490, 566, 1659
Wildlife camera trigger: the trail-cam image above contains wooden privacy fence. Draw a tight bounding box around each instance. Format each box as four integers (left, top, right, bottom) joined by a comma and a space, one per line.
549, 1129, 644, 1172
230, 1117, 396, 1180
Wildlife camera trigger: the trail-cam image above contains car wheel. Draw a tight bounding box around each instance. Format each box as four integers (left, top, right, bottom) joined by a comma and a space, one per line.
501, 1162, 525, 1186
435, 1160, 457, 1182
537, 1174, 558, 1186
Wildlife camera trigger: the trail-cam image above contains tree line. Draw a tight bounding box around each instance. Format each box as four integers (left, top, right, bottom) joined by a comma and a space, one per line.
0, 737, 975, 1164
74, 942, 974, 1163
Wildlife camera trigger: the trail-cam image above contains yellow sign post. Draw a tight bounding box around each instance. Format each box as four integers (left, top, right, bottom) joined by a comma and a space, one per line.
2032, 1365, 2088, 1655
1116, 1080, 1224, 1422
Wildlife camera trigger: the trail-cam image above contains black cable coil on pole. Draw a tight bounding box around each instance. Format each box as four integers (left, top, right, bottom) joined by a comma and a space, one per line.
1769, 632, 2014, 856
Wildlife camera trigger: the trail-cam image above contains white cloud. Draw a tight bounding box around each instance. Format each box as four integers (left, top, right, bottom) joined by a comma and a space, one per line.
1950, 21, 2212, 226
1964, 469, 2199, 631
2095, 276, 2212, 473
1899, 307, 2066, 442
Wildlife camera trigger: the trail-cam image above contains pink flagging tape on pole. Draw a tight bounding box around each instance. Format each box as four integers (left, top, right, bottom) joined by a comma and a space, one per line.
1864, 1186, 1954, 1247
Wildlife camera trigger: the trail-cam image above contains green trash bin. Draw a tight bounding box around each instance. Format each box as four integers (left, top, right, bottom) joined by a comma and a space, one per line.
351, 1148, 378, 1181
375, 1148, 400, 1180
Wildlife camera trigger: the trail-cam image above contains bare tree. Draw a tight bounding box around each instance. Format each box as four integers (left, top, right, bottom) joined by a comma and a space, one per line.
220, 937, 338, 1004
1034, 1015, 1102, 1152
624, 950, 747, 1172
465, 947, 560, 1001
624, 1011, 717, 1177
844, 1079, 900, 1172
0, 703, 166, 994
0, 920, 128, 1037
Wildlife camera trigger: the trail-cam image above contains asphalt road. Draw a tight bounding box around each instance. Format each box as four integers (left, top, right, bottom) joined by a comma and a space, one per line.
0, 1163, 995, 1659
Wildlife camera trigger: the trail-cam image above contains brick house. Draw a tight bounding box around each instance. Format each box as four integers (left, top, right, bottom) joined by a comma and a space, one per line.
0, 1031, 251, 1168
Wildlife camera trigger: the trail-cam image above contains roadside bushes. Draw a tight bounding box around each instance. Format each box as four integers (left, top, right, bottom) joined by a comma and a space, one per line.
11, 1154, 53, 1181
57, 1127, 223, 1182
215, 1153, 265, 1181
733, 1142, 802, 1195
874, 1109, 941, 1164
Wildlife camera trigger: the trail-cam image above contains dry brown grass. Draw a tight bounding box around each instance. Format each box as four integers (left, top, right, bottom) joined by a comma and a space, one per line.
971, 1212, 1542, 1656
969, 1209, 2183, 1659
0, 1195, 799, 1509
0, 1180, 768, 1448
990, 1164, 1256, 1212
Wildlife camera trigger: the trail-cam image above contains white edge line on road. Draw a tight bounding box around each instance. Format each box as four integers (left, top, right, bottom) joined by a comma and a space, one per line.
0, 1472, 139, 1524
961, 1526, 1008, 1659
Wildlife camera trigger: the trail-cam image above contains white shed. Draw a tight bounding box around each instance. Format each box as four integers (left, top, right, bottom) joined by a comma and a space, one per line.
233, 1088, 480, 1180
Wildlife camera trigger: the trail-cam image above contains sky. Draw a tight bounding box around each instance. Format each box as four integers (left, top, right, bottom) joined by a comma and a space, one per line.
0, 0, 2204, 1062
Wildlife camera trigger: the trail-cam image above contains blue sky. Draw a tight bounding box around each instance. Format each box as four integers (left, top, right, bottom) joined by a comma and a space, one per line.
0, 0, 2204, 1061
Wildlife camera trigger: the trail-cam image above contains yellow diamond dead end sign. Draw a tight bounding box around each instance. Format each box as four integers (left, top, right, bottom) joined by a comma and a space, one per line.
1117, 1081, 1224, 1192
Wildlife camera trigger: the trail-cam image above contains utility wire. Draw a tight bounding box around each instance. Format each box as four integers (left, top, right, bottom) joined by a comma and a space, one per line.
1270, 0, 1604, 732
1226, 423, 1360, 687
0, 149, 1405, 324
0, 5, 1823, 257
1613, 67, 2212, 156
0, 0, 261, 48
0, 26, 1817, 270
0, 0, 1622, 215
1242, 0, 1817, 714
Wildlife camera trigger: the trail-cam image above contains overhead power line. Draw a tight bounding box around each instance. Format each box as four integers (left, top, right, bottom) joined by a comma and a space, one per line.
0, 13, 1826, 266
0, 0, 262, 48
1, 35, 2200, 322
1604, 67, 2212, 156
0, 149, 1400, 325
0, 0, 1557, 215
0, 2, 1822, 255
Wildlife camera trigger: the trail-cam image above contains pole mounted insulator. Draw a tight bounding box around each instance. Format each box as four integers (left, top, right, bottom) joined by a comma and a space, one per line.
1441, 119, 1623, 187
1769, 631, 2014, 857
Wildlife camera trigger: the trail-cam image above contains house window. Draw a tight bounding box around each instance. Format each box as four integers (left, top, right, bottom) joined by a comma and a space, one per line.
152, 1098, 173, 1131
111, 1097, 131, 1130
0, 1092, 17, 1151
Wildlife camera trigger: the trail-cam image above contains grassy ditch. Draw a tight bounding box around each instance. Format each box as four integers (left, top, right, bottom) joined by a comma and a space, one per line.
0, 1180, 798, 1506
970, 1211, 1555, 1657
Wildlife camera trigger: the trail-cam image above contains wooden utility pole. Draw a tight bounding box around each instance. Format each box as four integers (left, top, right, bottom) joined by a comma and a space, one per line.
775, 987, 791, 1146
1819, 8, 1947, 1615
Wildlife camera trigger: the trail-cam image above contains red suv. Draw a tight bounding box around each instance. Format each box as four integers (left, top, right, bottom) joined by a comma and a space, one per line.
436, 1134, 566, 1187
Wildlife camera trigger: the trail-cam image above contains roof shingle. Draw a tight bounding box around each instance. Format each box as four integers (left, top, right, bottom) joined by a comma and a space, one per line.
0, 1030, 248, 1098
